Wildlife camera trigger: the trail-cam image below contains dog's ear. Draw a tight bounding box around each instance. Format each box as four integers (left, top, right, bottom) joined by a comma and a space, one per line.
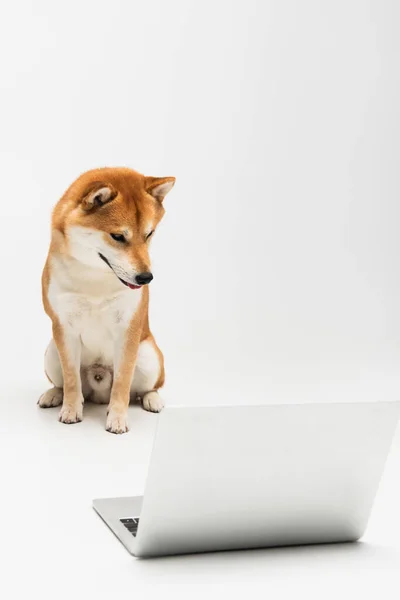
145, 176, 175, 202
81, 182, 117, 211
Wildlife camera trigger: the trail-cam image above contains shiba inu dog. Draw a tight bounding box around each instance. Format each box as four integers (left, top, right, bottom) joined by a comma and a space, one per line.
39, 167, 175, 433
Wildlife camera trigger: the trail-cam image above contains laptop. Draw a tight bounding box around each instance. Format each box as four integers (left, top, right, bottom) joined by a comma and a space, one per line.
93, 401, 400, 558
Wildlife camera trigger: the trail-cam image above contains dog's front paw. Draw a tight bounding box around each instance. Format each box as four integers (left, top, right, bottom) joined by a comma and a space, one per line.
38, 387, 63, 408
142, 391, 164, 413
106, 411, 129, 434
59, 402, 83, 424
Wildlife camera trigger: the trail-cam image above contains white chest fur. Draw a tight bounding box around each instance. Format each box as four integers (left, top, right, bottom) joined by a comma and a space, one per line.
48, 256, 142, 367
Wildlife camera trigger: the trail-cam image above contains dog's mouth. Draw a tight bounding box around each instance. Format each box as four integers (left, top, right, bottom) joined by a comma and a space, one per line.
98, 253, 141, 290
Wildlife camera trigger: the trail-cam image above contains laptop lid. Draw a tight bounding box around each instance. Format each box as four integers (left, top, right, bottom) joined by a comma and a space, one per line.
134, 401, 400, 557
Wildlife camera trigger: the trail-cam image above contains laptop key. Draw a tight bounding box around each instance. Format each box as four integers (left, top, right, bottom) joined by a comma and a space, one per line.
120, 517, 140, 536
120, 518, 135, 525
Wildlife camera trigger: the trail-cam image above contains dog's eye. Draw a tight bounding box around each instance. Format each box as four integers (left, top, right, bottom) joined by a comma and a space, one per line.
110, 233, 126, 243
146, 230, 155, 240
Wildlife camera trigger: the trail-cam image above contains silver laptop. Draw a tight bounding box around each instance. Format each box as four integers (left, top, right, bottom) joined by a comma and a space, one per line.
93, 401, 400, 558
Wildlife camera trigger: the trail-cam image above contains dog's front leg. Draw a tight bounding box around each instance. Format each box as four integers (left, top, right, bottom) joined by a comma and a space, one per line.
52, 321, 83, 424
106, 324, 141, 434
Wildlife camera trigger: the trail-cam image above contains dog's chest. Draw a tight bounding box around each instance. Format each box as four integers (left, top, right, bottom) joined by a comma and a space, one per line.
77, 297, 117, 362
49, 280, 142, 364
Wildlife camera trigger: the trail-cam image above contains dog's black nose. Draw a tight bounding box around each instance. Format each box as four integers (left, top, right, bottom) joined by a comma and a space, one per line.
136, 272, 153, 285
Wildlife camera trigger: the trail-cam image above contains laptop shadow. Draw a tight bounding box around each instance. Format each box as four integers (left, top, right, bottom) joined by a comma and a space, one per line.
134, 540, 398, 572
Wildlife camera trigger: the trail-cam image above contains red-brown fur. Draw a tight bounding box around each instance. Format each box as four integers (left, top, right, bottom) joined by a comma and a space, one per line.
40, 167, 175, 433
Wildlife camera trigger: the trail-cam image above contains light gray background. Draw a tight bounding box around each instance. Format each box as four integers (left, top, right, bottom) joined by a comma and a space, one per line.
1, 0, 400, 405
1, 1, 400, 598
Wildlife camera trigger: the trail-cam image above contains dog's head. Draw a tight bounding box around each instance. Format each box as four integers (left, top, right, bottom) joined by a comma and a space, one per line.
53, 167, 175, 289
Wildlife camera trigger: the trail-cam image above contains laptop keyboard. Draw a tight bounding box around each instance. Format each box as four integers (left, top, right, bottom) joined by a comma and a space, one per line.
120, 518, 140, 537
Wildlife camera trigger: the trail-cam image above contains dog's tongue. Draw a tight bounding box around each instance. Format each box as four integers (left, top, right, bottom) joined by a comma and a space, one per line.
127, 283, 141, 290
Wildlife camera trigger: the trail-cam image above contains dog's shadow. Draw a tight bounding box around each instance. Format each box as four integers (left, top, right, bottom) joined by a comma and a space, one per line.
82, 397, 142, 426
33, 381, 143, 429
79, 400, 108, 426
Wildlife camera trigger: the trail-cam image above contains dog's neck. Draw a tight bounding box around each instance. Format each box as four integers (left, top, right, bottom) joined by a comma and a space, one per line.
50, 250, 127, 299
